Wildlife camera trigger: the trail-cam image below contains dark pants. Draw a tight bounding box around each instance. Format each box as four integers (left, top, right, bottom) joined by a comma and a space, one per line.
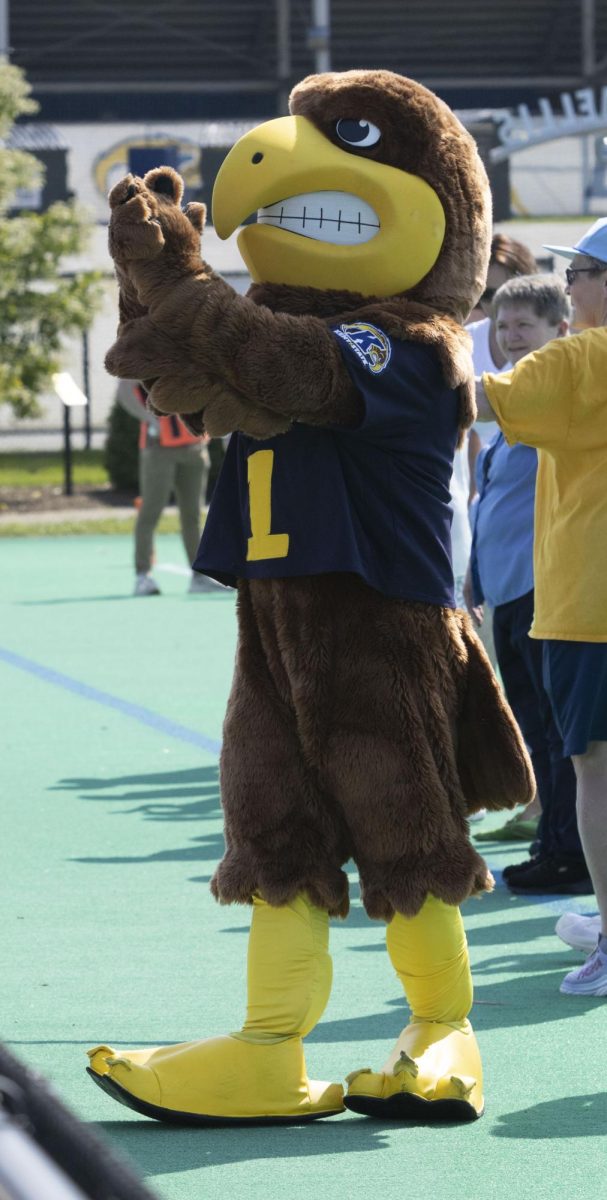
493, 590, 584, 862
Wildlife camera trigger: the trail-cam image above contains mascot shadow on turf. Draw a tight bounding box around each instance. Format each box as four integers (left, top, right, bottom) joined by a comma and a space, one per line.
87, 68, 534, 1125
55, 765, 221, 823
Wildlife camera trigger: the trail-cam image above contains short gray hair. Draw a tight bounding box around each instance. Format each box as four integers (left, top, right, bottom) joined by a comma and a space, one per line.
492, 273, 570, 324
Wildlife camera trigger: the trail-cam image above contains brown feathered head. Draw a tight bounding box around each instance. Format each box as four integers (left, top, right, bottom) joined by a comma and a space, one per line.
212, 69, 491, 323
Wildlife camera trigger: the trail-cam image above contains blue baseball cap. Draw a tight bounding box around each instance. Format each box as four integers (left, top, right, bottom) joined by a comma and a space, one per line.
543, 217, 607, 265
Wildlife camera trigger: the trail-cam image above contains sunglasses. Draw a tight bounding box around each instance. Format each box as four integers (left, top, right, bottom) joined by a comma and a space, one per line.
565, 266, 605, 285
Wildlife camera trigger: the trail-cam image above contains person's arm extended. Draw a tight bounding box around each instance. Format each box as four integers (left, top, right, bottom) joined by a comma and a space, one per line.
115, 379, 159, 429
467, 427, 481, 504
474, 376, 496, 421
477, 339, 575, 450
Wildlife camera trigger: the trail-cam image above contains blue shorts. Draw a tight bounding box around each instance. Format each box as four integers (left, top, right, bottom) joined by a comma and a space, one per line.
542, 640, 607, 757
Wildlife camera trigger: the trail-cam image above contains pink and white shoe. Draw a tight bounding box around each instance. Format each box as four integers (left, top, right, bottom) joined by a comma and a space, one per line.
560, 942, 607, 996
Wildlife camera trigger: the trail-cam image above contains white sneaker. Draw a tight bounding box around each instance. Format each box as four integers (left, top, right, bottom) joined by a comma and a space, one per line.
134, 573, 161, 596
188, 572, 223, 594
468, 809, 487, 823
560, 943, 607, 996
555, 912, 601, 954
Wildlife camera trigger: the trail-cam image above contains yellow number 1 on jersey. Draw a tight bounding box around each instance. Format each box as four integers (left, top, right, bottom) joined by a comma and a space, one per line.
246, 450, 290, 562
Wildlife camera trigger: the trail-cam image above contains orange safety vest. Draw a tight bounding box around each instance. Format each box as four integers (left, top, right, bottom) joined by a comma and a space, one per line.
135, 386, 204, 449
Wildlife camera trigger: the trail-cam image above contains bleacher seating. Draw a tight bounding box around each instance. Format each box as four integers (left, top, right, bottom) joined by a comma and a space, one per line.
9, 0, 607, 118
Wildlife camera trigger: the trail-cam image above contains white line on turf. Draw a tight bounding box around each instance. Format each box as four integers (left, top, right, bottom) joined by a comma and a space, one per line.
155, 563, 191, 576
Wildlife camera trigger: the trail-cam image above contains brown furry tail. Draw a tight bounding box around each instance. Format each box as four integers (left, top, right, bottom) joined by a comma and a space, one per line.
455, 614, 536, 815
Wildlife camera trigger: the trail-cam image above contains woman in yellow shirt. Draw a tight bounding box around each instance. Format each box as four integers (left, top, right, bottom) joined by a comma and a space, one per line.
476, 220, 607, 996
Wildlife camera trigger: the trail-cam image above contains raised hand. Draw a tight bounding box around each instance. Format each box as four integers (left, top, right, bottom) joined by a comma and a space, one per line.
108, 174, 166, 265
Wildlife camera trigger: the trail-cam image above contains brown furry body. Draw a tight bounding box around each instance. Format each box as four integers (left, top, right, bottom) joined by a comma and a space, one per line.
215, 575, 532, 920
104, 72, 535, 920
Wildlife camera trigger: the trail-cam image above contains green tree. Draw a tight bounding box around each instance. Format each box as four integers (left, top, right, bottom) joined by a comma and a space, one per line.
0, 61, 102, 417
104, 399, 140, 492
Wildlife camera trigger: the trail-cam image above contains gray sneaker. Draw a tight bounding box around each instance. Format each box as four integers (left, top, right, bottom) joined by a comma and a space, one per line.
134, 573, 161, 596
555, 912, 601, 954
560, 943, 607, 996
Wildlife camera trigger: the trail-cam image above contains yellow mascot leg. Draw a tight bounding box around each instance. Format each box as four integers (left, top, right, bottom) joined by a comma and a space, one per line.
345, 894, 483, 1121
87, 893, 344, 1123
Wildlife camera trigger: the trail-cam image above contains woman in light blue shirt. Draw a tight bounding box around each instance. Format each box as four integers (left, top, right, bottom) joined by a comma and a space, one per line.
465, 275, 589, 896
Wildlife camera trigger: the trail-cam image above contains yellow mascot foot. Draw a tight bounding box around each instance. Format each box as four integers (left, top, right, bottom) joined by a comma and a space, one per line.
87, 1035, 344, 1125
344, 1019, 483, 1122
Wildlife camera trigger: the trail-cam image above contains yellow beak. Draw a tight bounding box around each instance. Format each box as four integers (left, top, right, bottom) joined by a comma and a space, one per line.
212, 116, 445, 297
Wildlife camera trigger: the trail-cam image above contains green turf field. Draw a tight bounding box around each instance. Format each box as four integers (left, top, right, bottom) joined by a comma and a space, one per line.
0, 533, 603, 1200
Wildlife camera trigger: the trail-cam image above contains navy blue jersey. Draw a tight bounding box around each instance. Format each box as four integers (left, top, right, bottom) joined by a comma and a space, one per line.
193, 326, 459, 605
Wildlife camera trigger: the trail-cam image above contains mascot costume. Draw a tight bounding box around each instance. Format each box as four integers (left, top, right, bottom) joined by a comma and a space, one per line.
87, 70, 534, 1124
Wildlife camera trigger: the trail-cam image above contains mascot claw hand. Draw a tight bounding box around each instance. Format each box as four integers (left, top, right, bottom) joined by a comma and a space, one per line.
104, 169, 211, 396
105, 169, 295, 437
89, 69, 535, 1126
108, 175, 168, 263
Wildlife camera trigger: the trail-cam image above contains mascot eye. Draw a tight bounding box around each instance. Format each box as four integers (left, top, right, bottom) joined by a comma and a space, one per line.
335, 118, 381, 148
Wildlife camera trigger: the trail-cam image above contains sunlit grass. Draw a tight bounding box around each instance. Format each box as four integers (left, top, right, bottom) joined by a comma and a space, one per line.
0, 450, 109, 487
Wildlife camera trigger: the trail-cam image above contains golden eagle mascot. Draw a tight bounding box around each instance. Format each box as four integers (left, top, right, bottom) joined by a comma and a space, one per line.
87, 70, 534, 1124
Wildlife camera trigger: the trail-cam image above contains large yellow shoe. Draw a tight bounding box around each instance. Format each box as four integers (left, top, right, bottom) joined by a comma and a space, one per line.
87, 1035, 344, 1125
344, 1019, 483, 1122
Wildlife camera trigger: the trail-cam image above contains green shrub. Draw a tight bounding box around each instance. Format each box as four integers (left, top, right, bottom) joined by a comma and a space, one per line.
104, 399, 139, 491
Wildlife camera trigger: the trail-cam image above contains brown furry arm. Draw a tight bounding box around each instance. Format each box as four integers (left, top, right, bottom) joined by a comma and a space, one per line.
158, 285, 364, 432
104, 172, 362, 433
125, 282, 365, 437
110, 269, 160, 397
148, 373, 291, 439
114, 264, 148, 329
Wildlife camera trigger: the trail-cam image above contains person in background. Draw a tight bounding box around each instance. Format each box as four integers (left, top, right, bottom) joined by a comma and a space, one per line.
466, 275, 591, 895
462, 234, 539, 678
544, 216, 607, 332
467, 233, 538, 493
541, 217, 607, 960
475, 218, 607, 994
115, 378, 211, 596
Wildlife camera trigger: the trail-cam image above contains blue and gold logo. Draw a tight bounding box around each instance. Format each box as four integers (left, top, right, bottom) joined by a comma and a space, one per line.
94, 136, 201, 201
334, 322, 392, 374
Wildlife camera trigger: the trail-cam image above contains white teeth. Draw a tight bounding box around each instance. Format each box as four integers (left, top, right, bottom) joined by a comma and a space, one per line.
257, 190, 380, 246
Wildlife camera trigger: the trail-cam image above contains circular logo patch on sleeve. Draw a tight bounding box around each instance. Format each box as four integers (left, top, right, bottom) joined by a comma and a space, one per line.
334, 322, 392, 374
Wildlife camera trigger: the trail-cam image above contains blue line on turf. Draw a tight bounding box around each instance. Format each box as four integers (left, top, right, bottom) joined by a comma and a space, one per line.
0, 646, 222, 755
1, 648, 597, 920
